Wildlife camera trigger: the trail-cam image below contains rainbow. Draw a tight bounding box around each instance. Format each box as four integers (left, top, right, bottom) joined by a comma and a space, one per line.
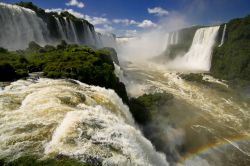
178, 134, 250, 165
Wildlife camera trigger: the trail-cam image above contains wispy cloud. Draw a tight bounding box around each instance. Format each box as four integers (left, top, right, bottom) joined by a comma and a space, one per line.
46, 8, 157, 34
45, 8, 109, 26
113, 19, 138, 26
113, 18, 157, 29
148, 7, 169, 16
138, 20, 157, 28
66, 0, 85, 8
95, 24, 114, 33
85, 15, 109, 25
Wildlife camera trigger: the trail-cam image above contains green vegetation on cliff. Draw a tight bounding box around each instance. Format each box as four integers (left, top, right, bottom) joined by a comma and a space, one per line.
129, 92, 173, 124
0, 48, 29, 81
211, 15, 250, 82
0, 42, 128, 104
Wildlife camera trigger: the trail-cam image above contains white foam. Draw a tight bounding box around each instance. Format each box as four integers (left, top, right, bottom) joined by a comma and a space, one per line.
0, 78, 168, 165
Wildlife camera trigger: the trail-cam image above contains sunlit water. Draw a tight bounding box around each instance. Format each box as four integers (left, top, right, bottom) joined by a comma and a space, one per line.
123, 62, 250, 166
0, 78, 168, 166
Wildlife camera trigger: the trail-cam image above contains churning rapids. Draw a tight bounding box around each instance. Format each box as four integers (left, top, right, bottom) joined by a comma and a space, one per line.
1, 67, 249, 166
0, 78, 167, 166
123, 62, 250, 166
115, 25, 250, 166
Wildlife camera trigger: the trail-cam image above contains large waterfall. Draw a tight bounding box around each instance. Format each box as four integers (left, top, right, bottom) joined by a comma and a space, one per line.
166, 26, 220, 71
0, 78, 168, 166
0, 3, 107, 50
0, 3, 49, 50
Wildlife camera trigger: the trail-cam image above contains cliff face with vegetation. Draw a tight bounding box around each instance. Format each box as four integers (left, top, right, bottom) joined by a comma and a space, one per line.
211, 15, 250, 82
0, 42, 129, 104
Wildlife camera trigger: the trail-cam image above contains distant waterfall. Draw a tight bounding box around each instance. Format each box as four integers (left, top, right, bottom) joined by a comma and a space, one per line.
0, 3, 49, 50
98, 33, 117, 48
69, 20, 78, 43
0, 3, 106, 50
218, 24, 227, 47
63, 17, 74, 42
85, 25, 96, 46
165, 32, 179, 48
55, 17, 66, 41
166, 26, 220, 71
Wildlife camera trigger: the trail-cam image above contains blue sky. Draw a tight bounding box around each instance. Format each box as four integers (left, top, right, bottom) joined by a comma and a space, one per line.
2, 0, 250, 36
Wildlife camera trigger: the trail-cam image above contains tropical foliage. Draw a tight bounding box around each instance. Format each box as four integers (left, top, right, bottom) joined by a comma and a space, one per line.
211, 15, 250, 82
0, 42, 128, 103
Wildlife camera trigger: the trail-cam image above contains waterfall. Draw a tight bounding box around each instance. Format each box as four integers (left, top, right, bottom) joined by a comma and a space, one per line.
166, 26, 220, 71
218, 24, 227, 47
168, 32, 179, 45
55, 17, 76, 43
98, 33, 117, 48
0, 3, 49, 50
64, 17, 73, 42
69, 20, 78, 43
85, 25, 96, 46
164, 31, 179, 50
0, 78, 168, 166
55, 17, 67, 41
0, 2, 106, 50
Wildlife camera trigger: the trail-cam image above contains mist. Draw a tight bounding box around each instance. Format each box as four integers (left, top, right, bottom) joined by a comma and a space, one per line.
117, 13, 191, 64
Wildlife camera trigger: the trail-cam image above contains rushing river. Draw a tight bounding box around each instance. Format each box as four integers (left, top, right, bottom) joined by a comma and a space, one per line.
122, 62, 250, 166
0, 78, 168, 166
0, 65, 249, 166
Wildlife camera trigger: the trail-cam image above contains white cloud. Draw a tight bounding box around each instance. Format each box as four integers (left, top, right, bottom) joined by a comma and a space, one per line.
113, 19, 138, 25
138, 20, 157, 28
65, 9, 85, 18
66, 0, 85, 8
45, 8, 109, 25
85, 15, 109, 25
45, 8, 63, 13
148, 7, 169, 16
45, 8, 85, 18
95, 24, 114, 33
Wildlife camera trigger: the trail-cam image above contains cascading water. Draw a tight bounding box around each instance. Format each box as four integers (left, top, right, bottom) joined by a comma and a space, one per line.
122, 62, 250, 166
164, 32, 179, 49
0, 3, 48, 50
69, 20, 79, 43
55, 17, 67, 41
64, 17, 73, 42
0, 2, 110, 50
166, 26, 220, 71
218, 24, 227, 47
170, 32, 179, 45
0, 78, 168, 166
85, 25, 97, 46
98, 33, 118, 48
